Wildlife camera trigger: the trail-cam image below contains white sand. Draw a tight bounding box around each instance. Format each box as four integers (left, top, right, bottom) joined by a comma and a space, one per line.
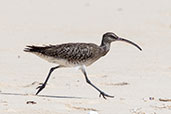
0, 0, 171, 113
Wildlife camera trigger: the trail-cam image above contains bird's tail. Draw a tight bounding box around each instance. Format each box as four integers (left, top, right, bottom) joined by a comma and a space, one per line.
24, 45, 44, 53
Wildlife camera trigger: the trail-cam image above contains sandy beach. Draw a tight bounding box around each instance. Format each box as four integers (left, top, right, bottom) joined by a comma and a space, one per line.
0, 0, 171, 113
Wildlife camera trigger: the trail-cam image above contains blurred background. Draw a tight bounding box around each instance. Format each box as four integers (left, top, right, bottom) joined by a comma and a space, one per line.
0, 0, 171, 113
0, 0, 171, 84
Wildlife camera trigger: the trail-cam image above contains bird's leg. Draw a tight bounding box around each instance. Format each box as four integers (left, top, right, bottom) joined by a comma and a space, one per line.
80, 66, 114, 99
36, 65, 61, 95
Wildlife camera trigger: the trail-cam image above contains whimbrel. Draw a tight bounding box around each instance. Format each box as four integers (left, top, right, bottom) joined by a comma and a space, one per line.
24, 32, 142, 99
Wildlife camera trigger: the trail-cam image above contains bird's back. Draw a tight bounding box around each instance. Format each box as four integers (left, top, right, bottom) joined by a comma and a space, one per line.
24, 43, 103, 67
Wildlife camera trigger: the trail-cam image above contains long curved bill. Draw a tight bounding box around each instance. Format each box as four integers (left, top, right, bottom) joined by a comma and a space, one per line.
117, 37, 142, 51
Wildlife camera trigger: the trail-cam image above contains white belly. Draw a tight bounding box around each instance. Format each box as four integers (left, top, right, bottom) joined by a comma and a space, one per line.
32, 52, 99, 67
33, 52, 80, 67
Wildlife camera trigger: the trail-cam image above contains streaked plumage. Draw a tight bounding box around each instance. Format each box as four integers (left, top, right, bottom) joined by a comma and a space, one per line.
24, 32, 142, 99
24, 43, 104, 67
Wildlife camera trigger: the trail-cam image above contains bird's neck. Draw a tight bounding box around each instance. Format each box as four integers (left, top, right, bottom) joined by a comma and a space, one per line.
100, 40, 111, 56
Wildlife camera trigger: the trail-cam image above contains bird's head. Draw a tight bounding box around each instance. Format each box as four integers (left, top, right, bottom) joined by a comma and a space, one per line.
102, 32, 142, 51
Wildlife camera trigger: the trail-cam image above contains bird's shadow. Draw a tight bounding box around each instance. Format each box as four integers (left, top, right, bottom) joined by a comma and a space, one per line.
0, 92, 84, 99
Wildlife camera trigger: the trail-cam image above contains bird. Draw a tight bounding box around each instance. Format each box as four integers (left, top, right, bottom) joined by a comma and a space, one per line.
24, 32, 142, 99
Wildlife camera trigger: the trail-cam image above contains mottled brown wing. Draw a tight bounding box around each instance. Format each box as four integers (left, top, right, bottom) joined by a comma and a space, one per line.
42, 43, 101, 62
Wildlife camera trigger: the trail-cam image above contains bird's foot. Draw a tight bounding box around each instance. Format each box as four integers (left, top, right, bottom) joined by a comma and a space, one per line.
36, 83, 45, 95
99, 91, 114, 99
